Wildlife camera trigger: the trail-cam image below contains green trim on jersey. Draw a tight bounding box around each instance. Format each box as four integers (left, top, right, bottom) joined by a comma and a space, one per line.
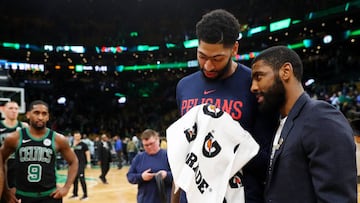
51, 130, 56, 152
25, 128, 50, 141
16, 187, 57, 197
16, 129, 24, 152
0, 120, 22, 131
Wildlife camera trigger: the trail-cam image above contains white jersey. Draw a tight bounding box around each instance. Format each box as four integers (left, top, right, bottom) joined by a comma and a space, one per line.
166, 103, 259, 203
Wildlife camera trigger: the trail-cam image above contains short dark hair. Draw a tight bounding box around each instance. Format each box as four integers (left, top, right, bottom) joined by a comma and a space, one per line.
27, 100, 49, 112
252, 45, 303, 81
73, 130, 81, 135
196, 9, 240, 48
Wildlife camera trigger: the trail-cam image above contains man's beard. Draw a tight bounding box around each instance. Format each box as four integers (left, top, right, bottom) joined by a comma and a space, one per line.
31, 122, 46, 131
259, 76, 286, 114
201, 57, 232, 81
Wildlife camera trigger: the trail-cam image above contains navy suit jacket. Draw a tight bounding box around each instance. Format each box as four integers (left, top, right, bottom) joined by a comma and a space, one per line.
265, 93, 357, 203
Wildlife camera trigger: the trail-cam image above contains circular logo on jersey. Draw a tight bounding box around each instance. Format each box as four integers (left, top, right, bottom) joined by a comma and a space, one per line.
203, 104, 224, 118
43, 138, 52, 146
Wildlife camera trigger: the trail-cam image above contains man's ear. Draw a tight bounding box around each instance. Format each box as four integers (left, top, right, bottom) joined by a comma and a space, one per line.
25, 111, 30, 119
231, 41, 239, 56
279, 62, 292, 81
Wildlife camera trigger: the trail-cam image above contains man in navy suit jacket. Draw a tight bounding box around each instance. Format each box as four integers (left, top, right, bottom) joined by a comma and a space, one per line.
250, 45, 357, 203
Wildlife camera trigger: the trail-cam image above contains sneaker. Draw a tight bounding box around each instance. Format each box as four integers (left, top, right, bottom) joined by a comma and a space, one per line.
80, 196, 88, 201
69, 195, 78, 199
99, 176, 106, 183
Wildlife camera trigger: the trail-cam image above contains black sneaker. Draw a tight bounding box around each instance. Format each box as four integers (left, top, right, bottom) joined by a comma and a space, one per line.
69, 195, 78, 199
80, 196, 88, 201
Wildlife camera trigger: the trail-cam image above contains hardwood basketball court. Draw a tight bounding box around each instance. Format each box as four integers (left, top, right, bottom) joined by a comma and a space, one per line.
59, 166, 137, 203
59, 166, 360, 202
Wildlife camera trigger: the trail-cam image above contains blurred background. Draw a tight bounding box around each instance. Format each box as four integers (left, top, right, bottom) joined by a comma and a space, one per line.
0, 0, 359, 137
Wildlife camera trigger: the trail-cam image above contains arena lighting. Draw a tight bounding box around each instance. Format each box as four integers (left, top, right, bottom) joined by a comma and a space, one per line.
350, 29, 360, 36
1, 61, 45, 72
237, 33, 243, 40
137, 45, 159, 52
323, 35, 333, 44
57, 96, 66, 105
287, 39, 313, 50
307, 1, 358, 20
115, 93, 127, 104
247, 26, 267, 37
165, 43, 176, 48
44, 45, 54, 51
130, 32, 138, 37
183, 39, 198, 48
118, 97, 126, 104
303, 39, 312, 48
187, 60, 199, 68
269, 18, 291, 32
235, 52, 260, 61
287, 42, 305, 49
1, 2, 358, 74
2, 42, 20, 49
120, 62, 189, 71
305, 79, 315, 86
115, 93, 126, 97
95, 46, 128, 53
55, 46, 85, 53
292, 20, 302, 24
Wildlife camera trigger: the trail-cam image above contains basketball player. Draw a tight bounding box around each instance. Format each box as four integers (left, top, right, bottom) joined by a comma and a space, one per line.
0, 101, 28, 203
173, 9, 278, 203
0, 100, 78, 203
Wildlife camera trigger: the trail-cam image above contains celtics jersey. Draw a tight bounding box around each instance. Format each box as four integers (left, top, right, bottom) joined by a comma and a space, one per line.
15, 128, 57, 197
0, 120, 24, 146
0, 120, 24, 160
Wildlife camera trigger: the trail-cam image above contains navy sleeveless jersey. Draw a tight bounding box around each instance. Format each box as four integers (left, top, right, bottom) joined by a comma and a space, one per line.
15, 128, 57, 197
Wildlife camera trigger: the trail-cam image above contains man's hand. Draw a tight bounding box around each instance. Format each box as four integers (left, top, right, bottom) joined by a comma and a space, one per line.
50, 185, 70, 199
156, 170, 167, 179
141, 168, 155, 181
3, 188, 21, 203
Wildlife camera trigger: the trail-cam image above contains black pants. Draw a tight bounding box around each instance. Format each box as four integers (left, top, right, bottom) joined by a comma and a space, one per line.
116, 151, 123, 169
100, 161, 110, 182
7, 158, 16, 188
73, 165, 87, 196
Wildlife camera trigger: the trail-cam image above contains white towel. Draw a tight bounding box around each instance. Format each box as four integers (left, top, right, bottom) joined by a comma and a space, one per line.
166, 103, 259, 203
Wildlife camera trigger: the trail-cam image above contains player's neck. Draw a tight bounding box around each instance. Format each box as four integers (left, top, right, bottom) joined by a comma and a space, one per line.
221, 61, 237, 79
4, 119, 18, 128
29, 127, 48, 138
